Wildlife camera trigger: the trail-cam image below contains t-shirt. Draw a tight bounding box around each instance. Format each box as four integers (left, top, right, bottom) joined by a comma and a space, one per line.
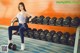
16, 12, 26, 24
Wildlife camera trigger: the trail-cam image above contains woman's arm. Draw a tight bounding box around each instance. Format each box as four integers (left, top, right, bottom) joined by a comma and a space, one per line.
11, 17, 17, 23
11, 17, 18, 26
25, 12, 34, 22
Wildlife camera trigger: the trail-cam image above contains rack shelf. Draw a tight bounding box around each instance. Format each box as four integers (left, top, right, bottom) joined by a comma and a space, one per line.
28, 23, 76, 35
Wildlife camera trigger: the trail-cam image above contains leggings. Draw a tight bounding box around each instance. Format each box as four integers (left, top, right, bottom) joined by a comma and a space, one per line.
8, 23, 28, 43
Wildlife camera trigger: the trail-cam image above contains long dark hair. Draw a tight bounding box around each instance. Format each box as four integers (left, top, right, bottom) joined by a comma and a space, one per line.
18, 2, 26, 11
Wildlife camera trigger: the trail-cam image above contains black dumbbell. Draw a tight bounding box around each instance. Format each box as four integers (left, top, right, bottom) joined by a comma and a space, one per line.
33, 30, 39, 39
56, 17, 64, 26
45, 30, 56, 41
64, 32, 70, 45
44, 30, 49, 35
32, 28, 37, 32
38, 29, 44, 40
52, 33, 58, 43
44, 29, 49, 40
39, 31, 45, 40
63, 16, 72, 27
38, 29, 43, 34
37, 15, 44, 24
71, 17, 80, 27
8, 43, 17, 50
27, 28, 33, 38
49, 30, 56, 41
60, 35, 66, 44
57, 31, 63, 43
49, 17, 57, 26
68, 33, 75, 46
52, 31, 62, 43
60, 32, 70, 45
31, 16, 38, 24
45, 32, 51, 41
43, 16, 50, 25
32, 28, 37, 38
64, 32, 70, 39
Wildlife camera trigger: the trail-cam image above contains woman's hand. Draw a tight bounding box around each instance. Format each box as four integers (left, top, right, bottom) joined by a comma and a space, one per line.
29, 18, 32, 22
25, 12, 34, 22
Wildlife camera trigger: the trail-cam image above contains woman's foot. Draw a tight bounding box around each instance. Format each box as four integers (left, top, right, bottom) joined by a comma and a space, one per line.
21, 43, 25, 50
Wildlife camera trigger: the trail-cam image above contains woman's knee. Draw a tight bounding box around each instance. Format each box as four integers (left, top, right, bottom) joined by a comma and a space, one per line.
8, 26, 12, 30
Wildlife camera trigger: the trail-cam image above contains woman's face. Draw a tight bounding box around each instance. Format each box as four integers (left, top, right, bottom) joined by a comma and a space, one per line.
19, 4, 24, 11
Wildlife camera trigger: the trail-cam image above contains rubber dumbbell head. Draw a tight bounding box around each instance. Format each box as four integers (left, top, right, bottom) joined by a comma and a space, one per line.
63, 16, 72, 27
49, 17, 57, 25
56, 17, 64, 26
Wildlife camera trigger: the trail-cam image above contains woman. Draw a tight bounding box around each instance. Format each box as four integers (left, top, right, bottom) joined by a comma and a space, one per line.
8, 2, 33, 50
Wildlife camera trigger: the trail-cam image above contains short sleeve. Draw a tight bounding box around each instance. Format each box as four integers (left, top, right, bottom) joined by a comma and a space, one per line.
16, 13, 19, 18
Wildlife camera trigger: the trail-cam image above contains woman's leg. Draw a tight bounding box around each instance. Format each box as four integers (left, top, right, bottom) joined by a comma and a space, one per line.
8, 26, 19, 43
19, 27, 25, 50
19, 23, 28, 50
19, 27, 26, 43
19, 25, 28, 50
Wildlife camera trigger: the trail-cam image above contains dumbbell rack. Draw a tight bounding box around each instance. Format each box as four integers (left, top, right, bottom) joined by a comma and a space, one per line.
28, 23, 76, 35
27, 22, 80, 53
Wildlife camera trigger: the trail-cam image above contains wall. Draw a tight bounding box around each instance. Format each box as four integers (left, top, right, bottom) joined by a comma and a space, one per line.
0, 0, 80, 34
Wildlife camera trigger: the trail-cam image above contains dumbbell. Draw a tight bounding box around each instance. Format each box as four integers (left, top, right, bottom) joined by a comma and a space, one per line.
37, 15, 44, 24
63, 16, 72, 27
32, 28, 37, 32
33, 30, 39, 39
39, 31, 45, 40
38, 29, 43, 34
52, 31, 62, 43
43, 16, 50, 25
43, 30, 49, 40
49, 30, 56, 41
56, 17, 64, 26
45, 30, 56, 41
52, 33, 58, 43
57, 31, 63, 43
32, 28, 38, 39
68, 33, 75, 46
8, 43, 17, 50
45, 32, 51, 41
64, 32, 70, 45
49, 17, 57, 26
31, 16, 38, 24
27, 28, 33, 38
71, 17, 80, 27
44, 30, 49, 35
60, 32, 70, 45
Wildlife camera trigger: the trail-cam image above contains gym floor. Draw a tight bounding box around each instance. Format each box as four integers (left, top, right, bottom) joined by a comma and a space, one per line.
0, 28, 79, 53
